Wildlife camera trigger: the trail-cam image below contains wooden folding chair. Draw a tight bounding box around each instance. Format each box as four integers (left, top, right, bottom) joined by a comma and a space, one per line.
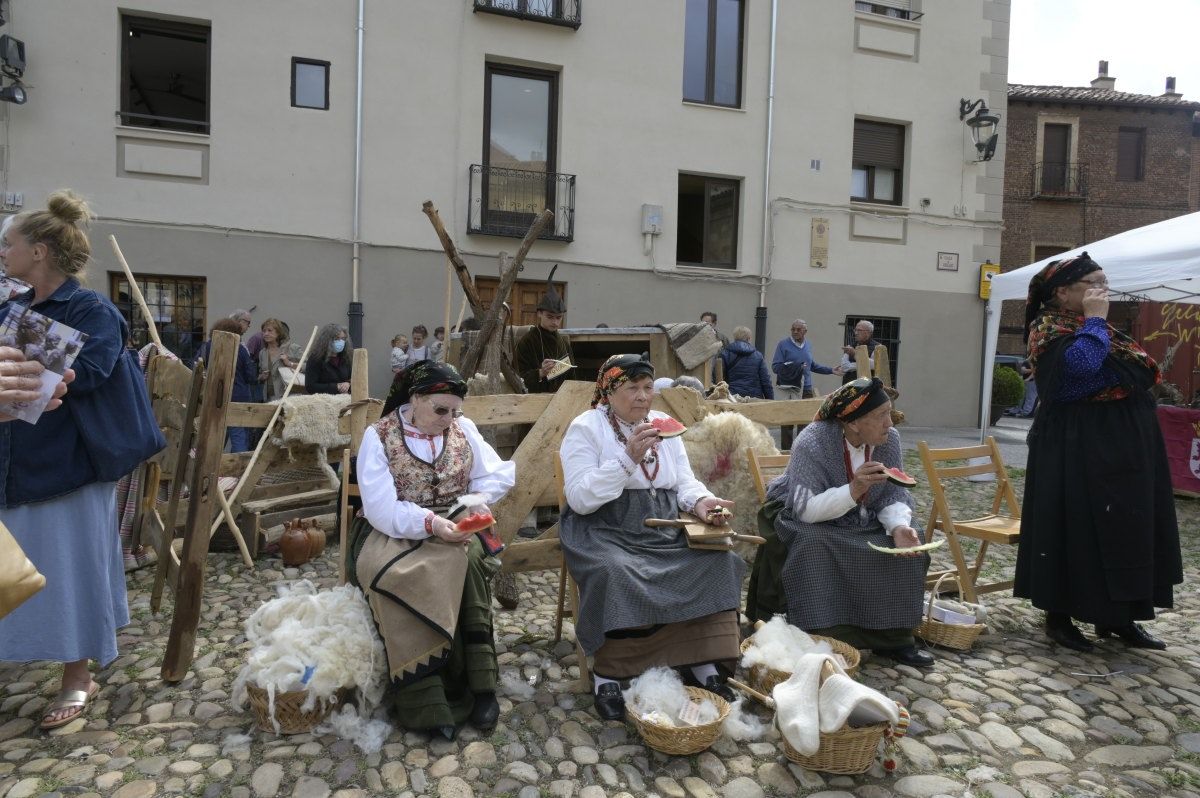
917, 436, 1021, 603
552, 456, 590, 691
747, 448, 791, 503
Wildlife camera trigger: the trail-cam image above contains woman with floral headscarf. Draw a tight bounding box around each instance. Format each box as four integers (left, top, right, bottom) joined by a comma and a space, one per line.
1016, 253, 1180, 652
348, 360, 515, 739
558, 354, 744, 721
749, 377, 933, 668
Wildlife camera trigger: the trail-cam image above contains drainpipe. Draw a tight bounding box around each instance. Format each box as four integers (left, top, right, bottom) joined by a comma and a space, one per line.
347, 0, 366, 347
754, 0, 778, 354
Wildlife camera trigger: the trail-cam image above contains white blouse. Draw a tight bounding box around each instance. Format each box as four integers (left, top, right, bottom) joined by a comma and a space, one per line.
357, 408, 516, 540
795, 438, 912, 535
560, 407, 713, 515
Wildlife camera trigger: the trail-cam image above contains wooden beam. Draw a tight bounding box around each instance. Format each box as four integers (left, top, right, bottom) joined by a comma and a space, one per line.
874, 344, 892, 389
491, 381, 594, 545
855, 344, 871, 379
500, 536, 563, 574
225, 402, 280, 428
162, 330, 238, 683
708, 398, 823, 427
462, 393, 554, 426
348, 348, 370, 452
422, 200, 485, 316
109, 235, 164, 350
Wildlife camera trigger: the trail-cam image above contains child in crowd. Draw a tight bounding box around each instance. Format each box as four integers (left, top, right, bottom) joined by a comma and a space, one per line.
390, 334, 408, 374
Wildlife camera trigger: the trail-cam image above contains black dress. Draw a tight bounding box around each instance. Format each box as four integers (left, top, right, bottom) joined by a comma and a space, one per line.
1014, 336, 1182, 626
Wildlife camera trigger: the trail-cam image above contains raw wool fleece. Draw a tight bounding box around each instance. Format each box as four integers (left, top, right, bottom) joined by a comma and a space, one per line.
740, 615, 833, 671
271, 394, 352, 488
623, 666, 719, 727
232, 580, 387, 735
681, 412, 779, 559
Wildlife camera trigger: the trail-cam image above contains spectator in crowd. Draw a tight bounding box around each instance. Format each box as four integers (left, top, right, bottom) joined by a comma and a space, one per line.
258, 318, 302, 402
0, 190, 162, 729
430, 326, 447, 363
231, 309, 263, 401
390, 334, 409, 374
772, 319, 836, 448
839, 320, 880, 384
719, 326, 774, 399
405, 324, 430, 368
194, 317, 258, 451
1005, 358, 1038, 418
306, 323, 353, 394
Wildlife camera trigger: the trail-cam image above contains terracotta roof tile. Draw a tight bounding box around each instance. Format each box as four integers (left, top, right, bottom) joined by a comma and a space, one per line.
1009, 84, 1200, 110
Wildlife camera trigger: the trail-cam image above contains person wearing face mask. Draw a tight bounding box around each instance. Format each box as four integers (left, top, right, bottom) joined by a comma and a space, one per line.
348, 360, 515, 739
305, 323, 353, 394
558, 354, 743, 721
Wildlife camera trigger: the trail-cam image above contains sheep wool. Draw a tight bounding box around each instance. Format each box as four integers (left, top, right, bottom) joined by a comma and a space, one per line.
623, 666, 719, 726
232, 580, 387, 735
740, 615, 833, 670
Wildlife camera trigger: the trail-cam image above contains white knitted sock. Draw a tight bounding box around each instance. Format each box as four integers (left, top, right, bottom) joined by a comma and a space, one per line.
690, 663, 718, 683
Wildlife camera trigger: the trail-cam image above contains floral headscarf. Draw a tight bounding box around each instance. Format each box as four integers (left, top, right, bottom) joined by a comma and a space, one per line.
815, 377, 891, 422
1022, 252, 1101, 342
590, 353, 655, 408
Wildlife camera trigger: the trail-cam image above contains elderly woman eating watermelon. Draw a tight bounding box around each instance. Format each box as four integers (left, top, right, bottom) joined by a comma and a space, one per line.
558, 354, 745, 721
746, 377, 934, 667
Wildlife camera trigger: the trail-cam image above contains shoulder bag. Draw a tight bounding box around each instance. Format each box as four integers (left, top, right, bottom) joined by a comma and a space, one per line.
0, 521, 45, 619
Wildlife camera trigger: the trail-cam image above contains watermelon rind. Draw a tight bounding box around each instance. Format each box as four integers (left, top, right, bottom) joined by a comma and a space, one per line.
651, 418, 687, 438
867, 539, 945, 555
884, 467, 917, 487
456, 513, 495, 533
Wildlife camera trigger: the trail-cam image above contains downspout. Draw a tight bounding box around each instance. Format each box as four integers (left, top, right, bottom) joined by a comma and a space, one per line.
347, 0, 366, 347
754, 0, 778, 354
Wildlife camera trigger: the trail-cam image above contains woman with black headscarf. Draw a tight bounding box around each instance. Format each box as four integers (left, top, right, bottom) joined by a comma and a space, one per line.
1016, 253, 1181, 651
750, 377, 932, 668
559, 354, 744, 721
347, 360, 515, 739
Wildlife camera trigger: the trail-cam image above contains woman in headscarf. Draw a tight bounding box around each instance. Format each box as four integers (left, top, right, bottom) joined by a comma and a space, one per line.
559, 354, 744, 721
347, 360, 515, 739
1016, 253, 1181, 651
749, 377, 933, 667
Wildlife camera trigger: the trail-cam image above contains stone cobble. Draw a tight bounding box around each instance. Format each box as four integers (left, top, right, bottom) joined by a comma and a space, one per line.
0, 456, 1198, 797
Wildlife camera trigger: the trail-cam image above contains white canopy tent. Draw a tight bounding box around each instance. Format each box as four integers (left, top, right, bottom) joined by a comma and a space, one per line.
980, 211, 1200, 435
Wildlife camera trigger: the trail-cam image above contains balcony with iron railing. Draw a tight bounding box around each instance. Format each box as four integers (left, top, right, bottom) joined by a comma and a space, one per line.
473, 0, 582, 29
854, 1, 923, 22
468, 164, 576, 242
1033, 162, 1086, 199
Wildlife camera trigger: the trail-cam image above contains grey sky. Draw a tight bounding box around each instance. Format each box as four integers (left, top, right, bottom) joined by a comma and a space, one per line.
1009, 0, 1200, 100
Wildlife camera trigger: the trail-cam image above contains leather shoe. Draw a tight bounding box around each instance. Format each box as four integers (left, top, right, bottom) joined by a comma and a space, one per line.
1045, 621, 1093, 652
697, 675, 736, 702
1095, 622, 1166, 650
469, 691, 500, 730
594, 682, 626, 721
435, 725, 457, 741
876, 646, 935, 668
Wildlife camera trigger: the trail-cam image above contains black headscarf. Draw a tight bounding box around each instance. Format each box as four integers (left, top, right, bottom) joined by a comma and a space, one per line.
815, 377, 891, 422
1022, 252, 1102, 342
382, 359, 468, 417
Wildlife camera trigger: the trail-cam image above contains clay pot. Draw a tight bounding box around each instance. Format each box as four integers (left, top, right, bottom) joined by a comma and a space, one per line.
302, 517, 326, 557
279, 519, 313, 566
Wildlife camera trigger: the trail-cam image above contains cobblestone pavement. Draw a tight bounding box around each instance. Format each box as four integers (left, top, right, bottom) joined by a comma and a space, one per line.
0, 454, 1198, 798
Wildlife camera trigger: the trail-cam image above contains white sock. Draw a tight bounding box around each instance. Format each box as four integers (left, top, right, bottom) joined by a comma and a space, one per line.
593, 675, 619, 694
691, 663, 718, 683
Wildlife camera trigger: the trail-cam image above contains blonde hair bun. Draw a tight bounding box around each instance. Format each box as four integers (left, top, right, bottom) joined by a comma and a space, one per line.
46, 190, 94, 226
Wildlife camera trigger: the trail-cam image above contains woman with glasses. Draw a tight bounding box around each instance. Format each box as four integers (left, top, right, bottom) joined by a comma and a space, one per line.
347, 360, 515, 739
749, 377, 932, 667
1017, 253, 1181, 652
559, 354, 744, 721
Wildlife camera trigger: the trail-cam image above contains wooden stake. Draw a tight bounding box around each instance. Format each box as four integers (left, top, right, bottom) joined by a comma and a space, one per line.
109, 235, 164, 350
422, 201, 485, 316
443, 258, 452, 358
454, 294, 468, 333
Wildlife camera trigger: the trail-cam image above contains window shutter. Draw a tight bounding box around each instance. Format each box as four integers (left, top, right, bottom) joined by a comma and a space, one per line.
853, 121, 904, 169
1117, 128, 1144, 180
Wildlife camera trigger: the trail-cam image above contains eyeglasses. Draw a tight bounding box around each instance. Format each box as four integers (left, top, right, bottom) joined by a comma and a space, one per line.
428, 402, 463, 418
1078, 278, 1109, 288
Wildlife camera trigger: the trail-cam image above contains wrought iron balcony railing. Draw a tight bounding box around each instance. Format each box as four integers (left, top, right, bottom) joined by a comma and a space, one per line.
1033, 161, 1086, 199
468, 164, 576, 242
473, 0, 582, 29
854, 1, 923, 22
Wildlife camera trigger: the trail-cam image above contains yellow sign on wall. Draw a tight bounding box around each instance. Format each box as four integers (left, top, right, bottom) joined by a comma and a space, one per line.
979, 261, 1001, 299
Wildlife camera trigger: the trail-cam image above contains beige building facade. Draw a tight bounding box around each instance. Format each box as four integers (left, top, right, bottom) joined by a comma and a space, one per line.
0, 0, 1007, 424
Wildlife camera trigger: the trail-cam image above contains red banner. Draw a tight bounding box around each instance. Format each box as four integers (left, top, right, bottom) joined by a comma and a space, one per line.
1155, 405, 1200, 494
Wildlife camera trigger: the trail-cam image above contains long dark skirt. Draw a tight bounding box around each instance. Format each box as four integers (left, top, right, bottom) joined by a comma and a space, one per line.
1015, 390, 1182, 626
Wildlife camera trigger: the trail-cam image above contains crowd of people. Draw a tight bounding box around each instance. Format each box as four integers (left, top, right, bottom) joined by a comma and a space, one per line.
0, 191, 1184, 739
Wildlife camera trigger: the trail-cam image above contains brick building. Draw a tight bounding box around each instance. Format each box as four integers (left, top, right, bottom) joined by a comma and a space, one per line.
998, 62, 1200, 353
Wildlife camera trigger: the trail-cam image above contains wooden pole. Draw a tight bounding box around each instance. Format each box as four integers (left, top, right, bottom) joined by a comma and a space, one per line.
162, 330, 237, 683
421, 201, 485, 316
109, 235, 164, 350
208, 326, 319, 538
443, 258, 453, 359
454, 294, 468, 333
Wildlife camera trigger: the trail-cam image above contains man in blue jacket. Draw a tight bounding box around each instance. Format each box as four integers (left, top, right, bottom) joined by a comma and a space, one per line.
771, 319, 836, 449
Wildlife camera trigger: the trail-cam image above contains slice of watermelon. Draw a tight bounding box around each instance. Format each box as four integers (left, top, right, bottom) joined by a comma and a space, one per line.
455, 512, 495, 533
884, 467, 917, 487
650, 417, 687, 438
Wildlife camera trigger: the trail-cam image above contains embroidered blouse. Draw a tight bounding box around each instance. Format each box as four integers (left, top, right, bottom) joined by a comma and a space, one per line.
560, 407, 713, 515
357, 405, 515, 540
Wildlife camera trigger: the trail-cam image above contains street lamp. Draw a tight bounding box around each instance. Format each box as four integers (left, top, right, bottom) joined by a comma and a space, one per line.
959, 98, 999, 161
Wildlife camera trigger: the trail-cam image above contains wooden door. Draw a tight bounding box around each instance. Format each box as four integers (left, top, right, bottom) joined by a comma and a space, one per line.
476, 276, 567, 326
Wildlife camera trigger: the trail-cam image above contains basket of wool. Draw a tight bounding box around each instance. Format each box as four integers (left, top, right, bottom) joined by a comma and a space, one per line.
681, 412, 778, 559
232, 580, 387, 734
624, 667, 729, 755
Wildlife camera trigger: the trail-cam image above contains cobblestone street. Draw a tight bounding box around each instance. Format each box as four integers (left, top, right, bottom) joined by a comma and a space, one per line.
0, 453, 1197, 798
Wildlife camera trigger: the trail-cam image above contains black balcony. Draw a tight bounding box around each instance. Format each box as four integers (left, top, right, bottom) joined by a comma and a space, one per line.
473, 0, 582, 29
468, 164, 575, 242
1033, 161, 1086, 199
854, 1, 923, 22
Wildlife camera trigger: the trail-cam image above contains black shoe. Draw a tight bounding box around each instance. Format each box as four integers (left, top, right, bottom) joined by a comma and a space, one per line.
1095, 622, 1166, 650
594, 682, 625, 721
469, 691, 500, 730
696, 674, 736, 702
435, 725, 457, 741
875, 646, 935, 668
1045, 620, 1094, 652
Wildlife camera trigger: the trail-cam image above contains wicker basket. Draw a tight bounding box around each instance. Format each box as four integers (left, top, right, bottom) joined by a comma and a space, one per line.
246, 683, 345, 734
915, 573, 986, 651
739, 634, 861, 693
627, 686, 730, 755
